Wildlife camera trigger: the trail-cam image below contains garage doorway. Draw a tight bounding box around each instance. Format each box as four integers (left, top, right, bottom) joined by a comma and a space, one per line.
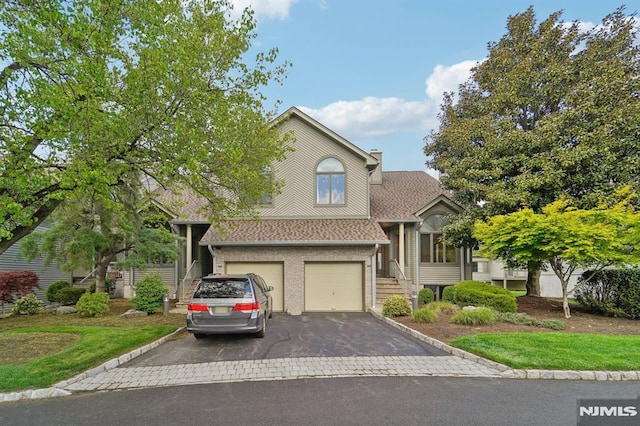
226, 262, 284, 312
304, 262, 363, 312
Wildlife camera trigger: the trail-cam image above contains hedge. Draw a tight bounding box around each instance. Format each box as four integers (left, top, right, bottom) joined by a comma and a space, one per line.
453, 280, 517, 313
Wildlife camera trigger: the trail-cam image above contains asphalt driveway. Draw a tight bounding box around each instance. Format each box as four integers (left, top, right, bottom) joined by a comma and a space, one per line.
123, 312, 447, 367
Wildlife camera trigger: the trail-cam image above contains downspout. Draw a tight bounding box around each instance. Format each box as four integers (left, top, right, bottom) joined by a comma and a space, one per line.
460, 247, 465, 282
398, 222, 405, 276
415, 221, 422, 294
207, 245, 217, 275
372, 244, 378, 309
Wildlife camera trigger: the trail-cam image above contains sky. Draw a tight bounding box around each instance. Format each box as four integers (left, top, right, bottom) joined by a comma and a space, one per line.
231, 0, 638, 174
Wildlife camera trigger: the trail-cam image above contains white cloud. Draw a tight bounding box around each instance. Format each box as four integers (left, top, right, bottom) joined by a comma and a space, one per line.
299, 97, 436, 140
298, 59, 479, 142
230, 0, 299, 21
425, 60, 478, 100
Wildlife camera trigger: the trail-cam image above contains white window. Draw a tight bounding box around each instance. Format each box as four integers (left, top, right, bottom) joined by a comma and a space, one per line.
420, 214, 457, 264
316, 157, 345, 205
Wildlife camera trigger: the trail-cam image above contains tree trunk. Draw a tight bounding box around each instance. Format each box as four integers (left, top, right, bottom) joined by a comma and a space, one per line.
95, 263, 108, 293
562, 280, 571, 319
525, 262, 541, 296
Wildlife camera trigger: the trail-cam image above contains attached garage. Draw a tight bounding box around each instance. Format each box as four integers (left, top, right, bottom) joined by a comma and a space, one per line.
304, 262, 364, 312
226, 262, 284, 312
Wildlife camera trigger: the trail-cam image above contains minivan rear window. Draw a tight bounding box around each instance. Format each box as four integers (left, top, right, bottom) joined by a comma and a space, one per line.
193, 279, 251, 299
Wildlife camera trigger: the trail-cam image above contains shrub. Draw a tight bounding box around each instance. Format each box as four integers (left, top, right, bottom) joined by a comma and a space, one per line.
418, 287, 435, 305
426, 301, 458, 315
76, 292, 110, 318
0, 270, 40, 304
10, 293, 42, 316
89, 278, 116, 296
412, 307, 437, 323
574, 269, 640, 319
382, 295, 411, 318
450, 307, 497, 325
58, 287, 88, 305
453, 280, 517, 313
441, 286, 455, 303
495, 312, 565, 330
131, 274, 168, 314
45, 280, 72, 303
539, 319, 565, 330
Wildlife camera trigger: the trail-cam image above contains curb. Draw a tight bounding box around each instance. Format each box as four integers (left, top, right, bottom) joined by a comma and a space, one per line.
0, 327, 185, 404
370, 309, 640, 381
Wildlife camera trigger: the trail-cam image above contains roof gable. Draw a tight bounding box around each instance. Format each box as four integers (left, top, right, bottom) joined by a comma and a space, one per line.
370, 171, 459, 221
274, 107, 378, 170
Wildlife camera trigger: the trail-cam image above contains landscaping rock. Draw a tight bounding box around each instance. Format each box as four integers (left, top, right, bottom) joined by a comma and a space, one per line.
54, 306, 77, 315
120, 309, 147, 318
461, 305, 482, 311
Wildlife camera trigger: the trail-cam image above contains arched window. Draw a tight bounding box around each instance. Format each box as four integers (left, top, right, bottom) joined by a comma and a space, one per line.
420, 214, 457, 263
316, 157, 345, 205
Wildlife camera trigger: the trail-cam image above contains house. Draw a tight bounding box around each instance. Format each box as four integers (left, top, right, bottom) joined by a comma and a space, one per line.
0, 222, 72, 311
160, 107, 472, 314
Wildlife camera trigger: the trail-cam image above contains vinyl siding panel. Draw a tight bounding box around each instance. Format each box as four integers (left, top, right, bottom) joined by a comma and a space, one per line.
0, 223, 72, 306
418, 266, 461, 286
258, 116, 370, 219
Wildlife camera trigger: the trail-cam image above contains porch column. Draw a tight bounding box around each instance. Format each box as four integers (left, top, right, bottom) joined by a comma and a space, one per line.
186, 224, 193, 268
398, 223, 405, 276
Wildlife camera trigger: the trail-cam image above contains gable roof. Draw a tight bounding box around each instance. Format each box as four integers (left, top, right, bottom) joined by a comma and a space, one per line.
370, 171, 458, 222
274, 107, 379, 170
151, 185, 211, 224
200, 218, 389, 246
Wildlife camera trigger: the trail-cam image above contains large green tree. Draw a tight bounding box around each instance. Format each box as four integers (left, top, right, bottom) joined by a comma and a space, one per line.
0, 0, 291, 255
474, 194, 640, 318
20, 179, 180, 293
425, 7, 640, 295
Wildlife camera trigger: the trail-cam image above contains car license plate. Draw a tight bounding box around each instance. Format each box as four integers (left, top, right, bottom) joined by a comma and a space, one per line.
214, 306, 227, 314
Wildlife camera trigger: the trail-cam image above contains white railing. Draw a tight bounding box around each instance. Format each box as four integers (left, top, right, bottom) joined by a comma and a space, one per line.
78, 268, 98, 285
180, 260, 200, 302
390, 259, 412, 297
504, 268, 527, 279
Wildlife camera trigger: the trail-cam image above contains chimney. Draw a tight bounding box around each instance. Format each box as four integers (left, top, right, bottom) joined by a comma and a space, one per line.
370, 149, 382, 184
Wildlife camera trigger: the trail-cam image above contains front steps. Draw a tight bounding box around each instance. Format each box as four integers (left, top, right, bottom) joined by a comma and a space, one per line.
376, 277, 409, 306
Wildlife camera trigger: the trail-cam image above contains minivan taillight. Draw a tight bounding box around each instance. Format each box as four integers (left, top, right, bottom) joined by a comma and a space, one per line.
188, 303, 209, 312
232, 302, 260, 312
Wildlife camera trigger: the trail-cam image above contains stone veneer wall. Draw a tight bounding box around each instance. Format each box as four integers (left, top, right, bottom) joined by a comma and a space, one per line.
215, 246, 375, 315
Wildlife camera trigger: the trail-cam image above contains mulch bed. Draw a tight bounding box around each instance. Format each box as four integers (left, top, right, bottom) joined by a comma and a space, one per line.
394, 296, 640, 343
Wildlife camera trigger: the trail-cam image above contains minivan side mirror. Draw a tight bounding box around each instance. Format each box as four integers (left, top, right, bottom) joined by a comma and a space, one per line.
267, 286, 274, 292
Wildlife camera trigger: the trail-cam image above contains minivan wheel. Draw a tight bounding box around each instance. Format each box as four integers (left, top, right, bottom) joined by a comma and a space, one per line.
255, 316, 266, 338
193, 333, 205, 339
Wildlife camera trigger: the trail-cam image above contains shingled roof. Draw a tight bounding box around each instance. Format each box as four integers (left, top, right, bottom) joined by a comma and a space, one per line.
200, 218, 389, 246
152, 186, 211, 224
370, 171, 451, 222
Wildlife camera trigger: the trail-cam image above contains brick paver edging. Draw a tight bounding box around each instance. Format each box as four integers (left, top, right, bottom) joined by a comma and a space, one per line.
370, 309, 640, 381
0, 327, 186, 404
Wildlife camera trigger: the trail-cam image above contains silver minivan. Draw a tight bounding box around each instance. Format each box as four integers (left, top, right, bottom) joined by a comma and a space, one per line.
186, 273, 273, 339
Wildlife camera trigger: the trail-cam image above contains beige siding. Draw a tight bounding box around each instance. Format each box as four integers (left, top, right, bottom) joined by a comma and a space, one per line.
259, 116, 371, 219
418, 266, 461, 286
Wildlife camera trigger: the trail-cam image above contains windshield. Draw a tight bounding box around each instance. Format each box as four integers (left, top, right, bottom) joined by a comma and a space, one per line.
193, 279, 252, 299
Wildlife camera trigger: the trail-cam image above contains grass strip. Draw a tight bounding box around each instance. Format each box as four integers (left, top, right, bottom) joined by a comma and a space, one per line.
450, 332, 640, 370
0, 325, 177, 392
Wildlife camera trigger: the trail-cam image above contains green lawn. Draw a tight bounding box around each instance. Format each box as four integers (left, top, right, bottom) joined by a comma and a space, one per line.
0, 326, 176, 391
450, 332, 640, 370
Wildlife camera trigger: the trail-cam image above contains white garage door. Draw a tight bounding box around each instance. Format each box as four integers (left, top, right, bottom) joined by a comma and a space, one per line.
305, 262, 363, 312
226, 262, 284, 312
